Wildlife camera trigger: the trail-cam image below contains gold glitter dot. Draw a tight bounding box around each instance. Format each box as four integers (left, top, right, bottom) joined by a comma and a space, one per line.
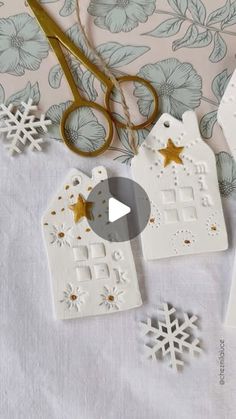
98, 170, 102, 174
61, 208, 65, 212
150, 218, 155, 223
77, 236, 82, 240
108, 295, 114, 302
51, 211, 56, 215
211, 225, 217, 231
44, 223, 48, 226
88, 186, 92, 191
70, 294, 77, 301
184, 240, 191, 245
58, 232, 65, 238
58, 196, 62, 200
85, 228, 91, 232
65, 185, 70, 190
70, 194, 74, 199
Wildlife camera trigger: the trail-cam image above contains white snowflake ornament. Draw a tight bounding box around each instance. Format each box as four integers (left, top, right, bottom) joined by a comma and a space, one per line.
0, 99, 51, 155
140, 303, 202, 371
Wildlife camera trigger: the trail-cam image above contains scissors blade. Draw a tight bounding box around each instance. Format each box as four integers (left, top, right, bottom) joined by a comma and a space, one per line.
27, 0, 61, 38
27, 0, 110, 88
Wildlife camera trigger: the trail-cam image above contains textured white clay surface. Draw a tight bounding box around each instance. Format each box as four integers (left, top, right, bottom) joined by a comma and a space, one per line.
218, 69, 236, 161
131, 111, 228, 260
42, 166, 142, 320
218, 71, 236, 327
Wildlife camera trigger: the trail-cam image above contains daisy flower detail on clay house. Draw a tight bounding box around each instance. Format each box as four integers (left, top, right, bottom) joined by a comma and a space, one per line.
61, 284, 87, 311
50, 224, 72, 247
100, 286, 124, 310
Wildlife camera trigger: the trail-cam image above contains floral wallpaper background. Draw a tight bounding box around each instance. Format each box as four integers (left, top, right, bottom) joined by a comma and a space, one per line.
0, 0, 236, 197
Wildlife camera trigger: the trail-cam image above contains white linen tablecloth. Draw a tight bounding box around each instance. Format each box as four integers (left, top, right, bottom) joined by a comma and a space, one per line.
1, 141, 236, 419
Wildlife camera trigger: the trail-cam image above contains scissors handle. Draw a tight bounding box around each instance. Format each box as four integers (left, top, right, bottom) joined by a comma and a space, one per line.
105, 75, 159, 130
61, 101, 113, 157
61, 74, 159, 157
27, 0, 159, 156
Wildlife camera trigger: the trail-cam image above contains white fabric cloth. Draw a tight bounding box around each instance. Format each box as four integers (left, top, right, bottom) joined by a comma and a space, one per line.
1, 141, 236, 419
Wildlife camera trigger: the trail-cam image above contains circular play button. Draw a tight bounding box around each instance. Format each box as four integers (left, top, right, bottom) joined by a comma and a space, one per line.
87, 177, 151, 242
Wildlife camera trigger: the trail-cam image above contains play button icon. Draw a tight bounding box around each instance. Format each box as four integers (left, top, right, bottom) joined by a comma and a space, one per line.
87, 177, 151, 242
108, 198, 131, 222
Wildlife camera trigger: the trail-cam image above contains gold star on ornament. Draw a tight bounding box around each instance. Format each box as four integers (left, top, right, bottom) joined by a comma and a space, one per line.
69, 194, 93, 223
158, 139, 184, 167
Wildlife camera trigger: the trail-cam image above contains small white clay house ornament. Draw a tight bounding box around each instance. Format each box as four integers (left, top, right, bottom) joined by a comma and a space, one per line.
42, 166, 142, 320
131, 111, 228, 260
218, 69, 236, 161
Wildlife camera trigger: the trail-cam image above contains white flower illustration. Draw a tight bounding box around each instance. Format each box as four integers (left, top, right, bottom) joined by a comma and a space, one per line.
50, 224, 72, 247
60, 283, 87, 311
100, 286, 124, 310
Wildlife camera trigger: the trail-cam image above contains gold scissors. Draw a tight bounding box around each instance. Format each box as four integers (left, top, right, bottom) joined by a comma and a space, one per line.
27, 0, 159, 157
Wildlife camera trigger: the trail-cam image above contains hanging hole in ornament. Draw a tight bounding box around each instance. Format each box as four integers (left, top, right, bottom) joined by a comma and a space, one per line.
72, 175, 82, 186
164, 121, 170, 128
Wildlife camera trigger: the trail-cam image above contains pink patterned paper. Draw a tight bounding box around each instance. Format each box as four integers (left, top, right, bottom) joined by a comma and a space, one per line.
0, 0, 236, 179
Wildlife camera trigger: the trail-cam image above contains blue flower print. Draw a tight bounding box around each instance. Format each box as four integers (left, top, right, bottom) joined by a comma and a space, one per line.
42, 0, 77, 17
87, 0, 156, 33
134, 58, 202, 119
146, 1, 236, 63
46, 102, 106, 152
216, 151, 236, 198
65, 107, 106, 152
0, 13, 49, 76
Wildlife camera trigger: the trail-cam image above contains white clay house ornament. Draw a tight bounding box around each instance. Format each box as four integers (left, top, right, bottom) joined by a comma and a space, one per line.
131, 111, 228, 260
42, 166, 142, 320
218, 69, 236, 162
